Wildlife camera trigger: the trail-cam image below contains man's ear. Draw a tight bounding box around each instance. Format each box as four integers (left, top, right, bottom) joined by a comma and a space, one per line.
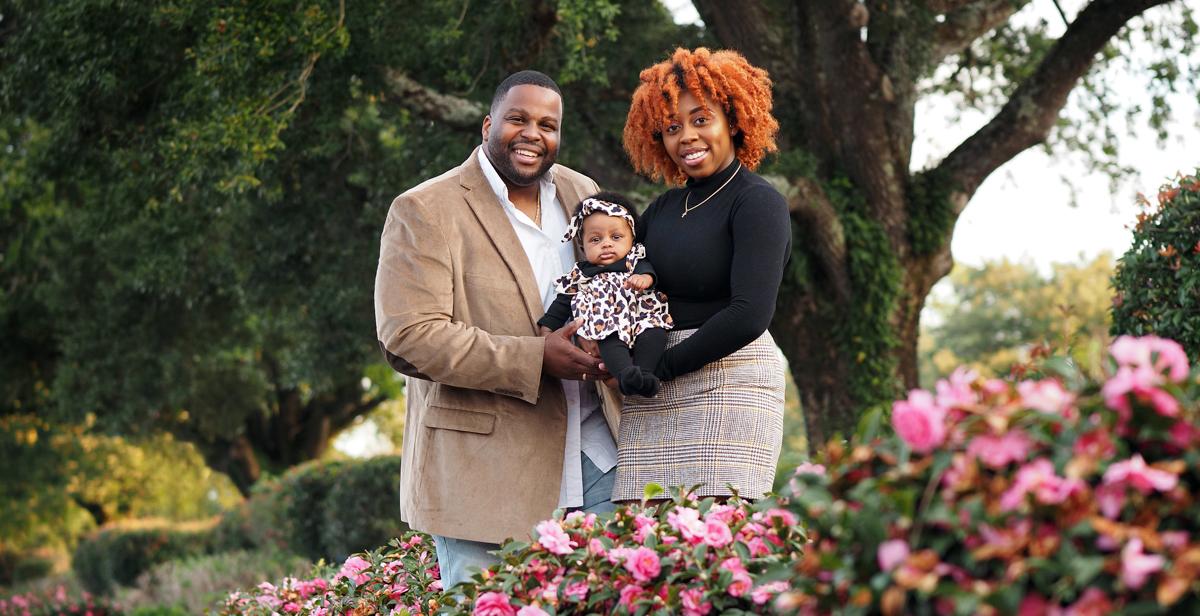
481, 115, 492, 142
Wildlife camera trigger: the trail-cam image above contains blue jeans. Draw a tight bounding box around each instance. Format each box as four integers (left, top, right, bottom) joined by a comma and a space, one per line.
432, 453, 614, 589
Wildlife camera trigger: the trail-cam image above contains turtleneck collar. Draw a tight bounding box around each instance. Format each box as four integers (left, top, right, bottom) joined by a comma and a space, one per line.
684, 157, 742, 195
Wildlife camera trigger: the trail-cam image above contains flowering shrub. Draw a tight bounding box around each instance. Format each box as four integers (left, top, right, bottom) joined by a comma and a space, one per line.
0, 585, 118, 615
220, 491, 803, 615
778, 335, 1200, 614
453, 491, 804, 614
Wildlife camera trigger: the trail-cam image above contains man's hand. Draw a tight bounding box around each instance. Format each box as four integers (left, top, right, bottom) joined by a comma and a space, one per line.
542, 320, 605, 381
624, 273, 653, 290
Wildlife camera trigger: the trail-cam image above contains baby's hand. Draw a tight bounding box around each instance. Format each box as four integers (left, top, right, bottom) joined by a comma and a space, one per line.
625, 274, 653, 290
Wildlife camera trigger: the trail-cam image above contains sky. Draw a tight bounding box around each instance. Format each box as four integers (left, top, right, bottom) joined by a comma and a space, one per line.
664, 0, 1199, 272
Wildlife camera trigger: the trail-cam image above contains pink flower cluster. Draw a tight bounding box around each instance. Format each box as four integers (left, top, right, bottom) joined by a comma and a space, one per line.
0, 586, 116, 616
1102, 335, 1189, 418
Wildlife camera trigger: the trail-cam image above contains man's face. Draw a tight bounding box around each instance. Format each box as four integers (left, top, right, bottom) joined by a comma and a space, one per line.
482, 85, 562, 187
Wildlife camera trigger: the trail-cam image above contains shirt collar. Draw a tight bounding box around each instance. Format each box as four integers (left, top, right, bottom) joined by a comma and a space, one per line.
477, 148, 557, 209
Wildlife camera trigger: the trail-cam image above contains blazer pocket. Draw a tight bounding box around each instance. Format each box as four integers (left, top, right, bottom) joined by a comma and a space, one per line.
424, 406, 496, 435
463, 271, 520, 293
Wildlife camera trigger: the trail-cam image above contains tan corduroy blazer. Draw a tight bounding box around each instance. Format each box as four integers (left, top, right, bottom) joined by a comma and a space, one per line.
374, 148, 622, 544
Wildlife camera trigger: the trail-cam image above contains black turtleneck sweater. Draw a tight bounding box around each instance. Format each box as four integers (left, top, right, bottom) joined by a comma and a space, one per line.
638, 161, 791, 380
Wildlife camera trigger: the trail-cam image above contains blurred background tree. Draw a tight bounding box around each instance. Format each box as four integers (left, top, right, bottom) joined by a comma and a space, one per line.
919, 253, 1114, 385
1111, 172, 1200, 360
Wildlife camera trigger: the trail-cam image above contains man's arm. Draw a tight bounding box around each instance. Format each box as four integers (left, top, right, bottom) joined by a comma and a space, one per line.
375, 193, 547, 402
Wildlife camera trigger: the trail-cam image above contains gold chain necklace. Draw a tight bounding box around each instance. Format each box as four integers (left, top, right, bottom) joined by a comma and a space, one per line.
681, 162, 741, 218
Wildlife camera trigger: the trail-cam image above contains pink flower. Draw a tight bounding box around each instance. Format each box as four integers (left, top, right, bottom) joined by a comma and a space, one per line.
618, 584, 643, 610
877, 539, 910, 572
1073, 429, 1115, 459
336, 556, 371, 585
793, 462, 826, 476
535, 520, 577, 555
587, 538, 606, 556
751, 581, 790, 605
1110, 335, 1189, 381
516, 606, 549, 616
891, 389, 948, 453
474, 592, 517, 616
632, 513, 657, 543
680, 588, 712, 616
1121, 538, 1164, 589
704, 518, 734, 548
1103, 336, 1189, 418
1066, 587, 1112, 615
623, 546, 662, 583
564, 581, 589, 602
1018, 379, 1075, 415
1095, 482, 1125, 519
705, 504, 741, 524
936, 367, 979, 409
720, 557, 753, 597
667, 506, 707, 544
999, 458, 1084, 511
966, 429, 1033, 468
1103, 454, 1178, 494
1018, 594, 1062, 616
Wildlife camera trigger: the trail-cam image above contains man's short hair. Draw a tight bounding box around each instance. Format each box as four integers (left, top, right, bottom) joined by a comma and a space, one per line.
490, 70, 562, 113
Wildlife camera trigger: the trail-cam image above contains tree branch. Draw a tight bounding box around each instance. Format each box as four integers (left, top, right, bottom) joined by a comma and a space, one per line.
931, 0, 1030, 63
937, 0, 1172, 213
785, 177, 852, 304
381, 68, 487, 131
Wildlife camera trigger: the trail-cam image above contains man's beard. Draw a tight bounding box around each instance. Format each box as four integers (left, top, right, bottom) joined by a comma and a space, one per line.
486, 138, 555, 187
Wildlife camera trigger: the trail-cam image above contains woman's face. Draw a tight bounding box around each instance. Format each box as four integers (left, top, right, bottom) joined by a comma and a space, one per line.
581, 213, 634, 266
661, 90, 737, 180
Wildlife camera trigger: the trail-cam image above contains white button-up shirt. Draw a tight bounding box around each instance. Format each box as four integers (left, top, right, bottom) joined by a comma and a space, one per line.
477, 149, 617, 508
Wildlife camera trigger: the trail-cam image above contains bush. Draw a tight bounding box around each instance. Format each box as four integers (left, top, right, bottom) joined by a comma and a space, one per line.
72, 518, 219, 596
0, 584, 118, 615
1112, 171, 1200, 361
116, 549, 311, 615
215, 455, 406, 562
220, 490, 805, 615
777, 335, 1200, 613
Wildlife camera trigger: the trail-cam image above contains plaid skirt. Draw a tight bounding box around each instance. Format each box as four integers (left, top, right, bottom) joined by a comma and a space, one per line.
612, 329, 785, 501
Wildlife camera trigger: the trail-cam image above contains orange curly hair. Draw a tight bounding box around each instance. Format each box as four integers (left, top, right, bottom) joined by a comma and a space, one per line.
623, 47, 779, 185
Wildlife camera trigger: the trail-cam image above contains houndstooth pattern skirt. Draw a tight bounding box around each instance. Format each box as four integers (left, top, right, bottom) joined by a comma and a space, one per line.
612, 329, 785, 501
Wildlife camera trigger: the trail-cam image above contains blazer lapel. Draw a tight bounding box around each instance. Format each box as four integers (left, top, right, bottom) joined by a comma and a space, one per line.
459, 150, 546, 329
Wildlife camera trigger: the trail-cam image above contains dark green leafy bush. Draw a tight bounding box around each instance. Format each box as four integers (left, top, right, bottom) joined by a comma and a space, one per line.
72, 519, 219, 595
1112, 171, 1200, 359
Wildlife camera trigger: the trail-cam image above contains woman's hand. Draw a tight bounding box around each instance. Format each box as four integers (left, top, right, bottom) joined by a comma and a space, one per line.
624, 273, 654, 290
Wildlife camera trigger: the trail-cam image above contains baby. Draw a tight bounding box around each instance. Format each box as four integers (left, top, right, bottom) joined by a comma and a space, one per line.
538, 192, 673, 397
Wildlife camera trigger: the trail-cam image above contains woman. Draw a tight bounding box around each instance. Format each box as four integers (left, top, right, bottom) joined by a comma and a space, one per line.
612, 47, 791, 502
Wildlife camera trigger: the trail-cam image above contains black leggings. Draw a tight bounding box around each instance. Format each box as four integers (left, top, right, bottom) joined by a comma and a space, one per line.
596, 328, 668, 379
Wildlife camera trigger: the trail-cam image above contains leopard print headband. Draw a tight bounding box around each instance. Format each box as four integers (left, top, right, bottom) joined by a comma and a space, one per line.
563, 197, 637, 243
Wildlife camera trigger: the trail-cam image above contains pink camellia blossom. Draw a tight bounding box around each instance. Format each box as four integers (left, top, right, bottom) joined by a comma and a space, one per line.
618, 584, 643, 610
1018, 379, 1075, 415
936, 367, 979, 409
1094, 482, 1125, 519
967, 429, 1033, 468
588, 538, 606, 556
535, 520, 577, 555
516, 605, 550, 616
1017, 594, 1062, 616
336, 556, 372, 586
632, 513, 657, 544
1103, 336, 1190, 418
1121, 538, 1165, 589
1073, 428, 1115, 459
793, 462, 826, 476
1067, 587, 1113, 615
877, 539, 910, 572
891, 389, 948, 453
1103, 454, 1178, 494
1169, 421, 1200, 450
1163, 531, 1190, 552
720, 557, 753, 597
623, 546, 662, 583
668, 506, 708, 544
751, 581, 790, 606
474, 592, 517, 616
704, 518, 734, 548
999, 458, 1084, 511
565, 581, 589, 602
706, 503, 742, 524
1110, 335, 1189, 381
680, 587, 712, 616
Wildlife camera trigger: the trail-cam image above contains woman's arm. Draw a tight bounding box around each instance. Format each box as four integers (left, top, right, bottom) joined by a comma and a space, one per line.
655, 185, 791, 379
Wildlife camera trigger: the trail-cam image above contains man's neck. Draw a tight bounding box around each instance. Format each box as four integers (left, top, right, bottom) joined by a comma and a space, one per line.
506, 181, 540, 210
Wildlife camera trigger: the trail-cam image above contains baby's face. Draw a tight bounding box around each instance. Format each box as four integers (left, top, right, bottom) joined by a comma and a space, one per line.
581, 213, 634, 266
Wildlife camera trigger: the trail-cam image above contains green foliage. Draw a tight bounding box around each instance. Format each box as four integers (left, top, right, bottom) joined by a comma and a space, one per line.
72, 519, 220, 596
906, 167, 957, 256
1112, 171, 1200, 361
116, 549, 311, 615
922, 254, 1115, 384
215, 456, 406, 563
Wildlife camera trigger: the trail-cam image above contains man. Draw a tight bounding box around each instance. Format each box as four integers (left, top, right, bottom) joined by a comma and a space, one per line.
374, 70, 621, 587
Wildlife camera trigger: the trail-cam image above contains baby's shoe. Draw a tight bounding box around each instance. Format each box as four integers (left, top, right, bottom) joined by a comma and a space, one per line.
618, 366, 661, 397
